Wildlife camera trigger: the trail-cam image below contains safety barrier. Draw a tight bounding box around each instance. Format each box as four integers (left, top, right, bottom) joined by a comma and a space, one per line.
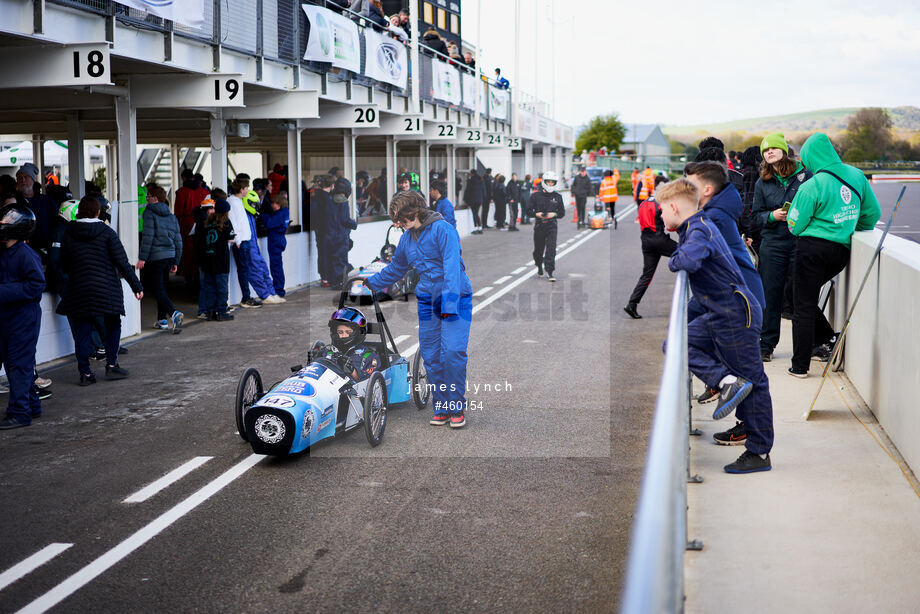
620, 271, 691, 614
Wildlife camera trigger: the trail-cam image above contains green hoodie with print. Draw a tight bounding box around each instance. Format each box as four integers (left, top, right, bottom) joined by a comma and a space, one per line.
787, 132, 881, 246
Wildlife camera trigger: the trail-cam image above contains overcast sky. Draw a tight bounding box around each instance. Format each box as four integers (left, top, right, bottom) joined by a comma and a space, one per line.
461, 0, 920, 128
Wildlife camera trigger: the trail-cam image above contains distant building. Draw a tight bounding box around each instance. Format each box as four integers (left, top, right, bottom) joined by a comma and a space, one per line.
619, 124, 670, 168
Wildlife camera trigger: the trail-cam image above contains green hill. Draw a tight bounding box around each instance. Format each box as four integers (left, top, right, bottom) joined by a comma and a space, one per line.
663, 106, 920, 139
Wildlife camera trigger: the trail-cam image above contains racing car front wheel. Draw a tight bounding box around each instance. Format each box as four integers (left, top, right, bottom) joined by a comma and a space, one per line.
411, 352, 430, 410
235, 368, 264, 442
363, 371, 388, 447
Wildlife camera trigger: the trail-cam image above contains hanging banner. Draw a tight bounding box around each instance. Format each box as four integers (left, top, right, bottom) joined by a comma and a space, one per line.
363, 29, 408, 90
117, 0, 204, 28
301, 4, 361, 73
461, 72, 484, 113
488, 87, 509, 121
431, 60, 461, 106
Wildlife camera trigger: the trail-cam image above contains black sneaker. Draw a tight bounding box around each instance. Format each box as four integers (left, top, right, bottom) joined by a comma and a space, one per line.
37, 388, 52, 401
761, 350, 773, 362
90, 348, 107, 361
696, 387, 719, 404
623, 304, 642, 319
811, 343, 832, 362
508, 226, 519, 232
713, 378, 752, 420
713, 421, 746, 446
241, 298, 262, 309
0, 417, 29, 430
724, 450, 771, 474
79, 373, 97, 387
105, 364, 130, 380
547, 273, 556, 282
787, 366, 808, 378
216, 313, 235, 321
536, 266, 543, 277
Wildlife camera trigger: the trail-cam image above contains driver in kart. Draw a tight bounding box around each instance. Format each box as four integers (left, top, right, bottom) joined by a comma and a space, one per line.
312, 307, 381, 382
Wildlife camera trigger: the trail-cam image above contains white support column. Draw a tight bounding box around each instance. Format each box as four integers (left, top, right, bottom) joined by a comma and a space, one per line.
386, 135, 396, 198
408, 1, 420, 114
115, 91, 140, 336
169, 143, 180, 201
32, 135, 44, 179
446, 144, 456, 204
105, 140, 117, 205
419, 141, 430, 198
524, 140, 533, 178
468, 148, 475, 171
286, 128, 302, 225
66, 113, 85, 198
343, 129, 357, 218
209, 113, 228, 193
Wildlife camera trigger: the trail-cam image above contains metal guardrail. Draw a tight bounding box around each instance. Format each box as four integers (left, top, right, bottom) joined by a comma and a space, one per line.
620, 270, 691, 614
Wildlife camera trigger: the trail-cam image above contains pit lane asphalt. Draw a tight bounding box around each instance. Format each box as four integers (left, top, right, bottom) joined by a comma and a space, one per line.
0, 201, 679, 613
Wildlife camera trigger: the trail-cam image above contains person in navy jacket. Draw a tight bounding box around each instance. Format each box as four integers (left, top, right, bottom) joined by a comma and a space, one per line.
658, 179, 774, 474
261, 191, 291, 297
364, 191, 473, 428
0, 203, 45, 429
324, 178, 358, 289
428, 180, 456, 229
684, 161, 766, 314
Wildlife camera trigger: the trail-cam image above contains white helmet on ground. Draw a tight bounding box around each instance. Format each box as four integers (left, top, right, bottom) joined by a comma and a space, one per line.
542, 171, 559, 192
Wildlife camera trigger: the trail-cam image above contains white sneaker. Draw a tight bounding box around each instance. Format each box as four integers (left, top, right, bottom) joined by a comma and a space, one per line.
0, 383, 8, 394
262, 294, 285, 305
35, 376, 53, 389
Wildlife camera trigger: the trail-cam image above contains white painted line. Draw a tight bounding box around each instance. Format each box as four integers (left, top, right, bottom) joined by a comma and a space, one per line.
615, 204, 638, 221
510, 266, 527, 274
473, 230, 604, 315
493, 275, 512, 285
18, 454, 264, 614
473, 286, 493, 297
0, 544, 72, 592
401, 228, 605, 361
393, 334, 410, 345
123, 456, 212, 503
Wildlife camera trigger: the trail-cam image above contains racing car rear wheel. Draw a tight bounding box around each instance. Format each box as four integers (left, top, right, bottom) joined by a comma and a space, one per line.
411, 352, 430, 410
363, 371, 388, 447
235, 368, 263, 442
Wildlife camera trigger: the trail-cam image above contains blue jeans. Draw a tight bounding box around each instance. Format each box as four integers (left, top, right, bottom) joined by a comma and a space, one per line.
200, 272, 229, 315
232, 243, 251, 301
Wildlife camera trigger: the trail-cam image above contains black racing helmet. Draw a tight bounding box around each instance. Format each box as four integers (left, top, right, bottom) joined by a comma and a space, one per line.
329, 307, 368, 352
0, 204, 36, 241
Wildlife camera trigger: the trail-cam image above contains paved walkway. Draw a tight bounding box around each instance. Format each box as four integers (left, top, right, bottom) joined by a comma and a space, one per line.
685, 320, 920, 613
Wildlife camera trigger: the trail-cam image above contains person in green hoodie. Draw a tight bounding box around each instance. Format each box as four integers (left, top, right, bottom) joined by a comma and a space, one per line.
786, 132, 881, 377
752, 133, 812, 364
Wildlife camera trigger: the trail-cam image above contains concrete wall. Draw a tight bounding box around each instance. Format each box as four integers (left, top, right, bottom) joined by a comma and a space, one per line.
834, 230, 920, 475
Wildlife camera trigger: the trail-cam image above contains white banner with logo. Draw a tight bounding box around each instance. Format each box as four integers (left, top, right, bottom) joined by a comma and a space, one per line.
363, 29, 408, 90
461, 72, 484, 113
117, 0, 204, 28
432, 61, 461, 106
302, 4, 361, 73
488, 87, 509, 121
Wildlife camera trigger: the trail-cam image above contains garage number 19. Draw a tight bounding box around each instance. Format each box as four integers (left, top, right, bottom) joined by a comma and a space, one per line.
214, 78, 240, 101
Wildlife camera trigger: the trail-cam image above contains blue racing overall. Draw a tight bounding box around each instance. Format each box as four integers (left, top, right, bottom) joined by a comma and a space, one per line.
0, 241, 45, 425
669, 210, 774, 455
366, 213, 472, 416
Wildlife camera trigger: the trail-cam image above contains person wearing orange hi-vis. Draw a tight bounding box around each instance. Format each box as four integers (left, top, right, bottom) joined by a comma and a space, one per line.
642, 165, 656, 198
598, 169, 620, 229
631, 168, 640, 202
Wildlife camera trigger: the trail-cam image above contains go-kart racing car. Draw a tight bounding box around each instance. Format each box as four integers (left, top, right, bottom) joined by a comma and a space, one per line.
588, 201, 613, 230
345, 224, 419, 304
234, 289, 431, 456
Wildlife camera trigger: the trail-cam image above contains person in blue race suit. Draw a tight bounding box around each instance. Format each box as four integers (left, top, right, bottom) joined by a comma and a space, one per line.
363, 191, 473, 428
428, 180, 456, 229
